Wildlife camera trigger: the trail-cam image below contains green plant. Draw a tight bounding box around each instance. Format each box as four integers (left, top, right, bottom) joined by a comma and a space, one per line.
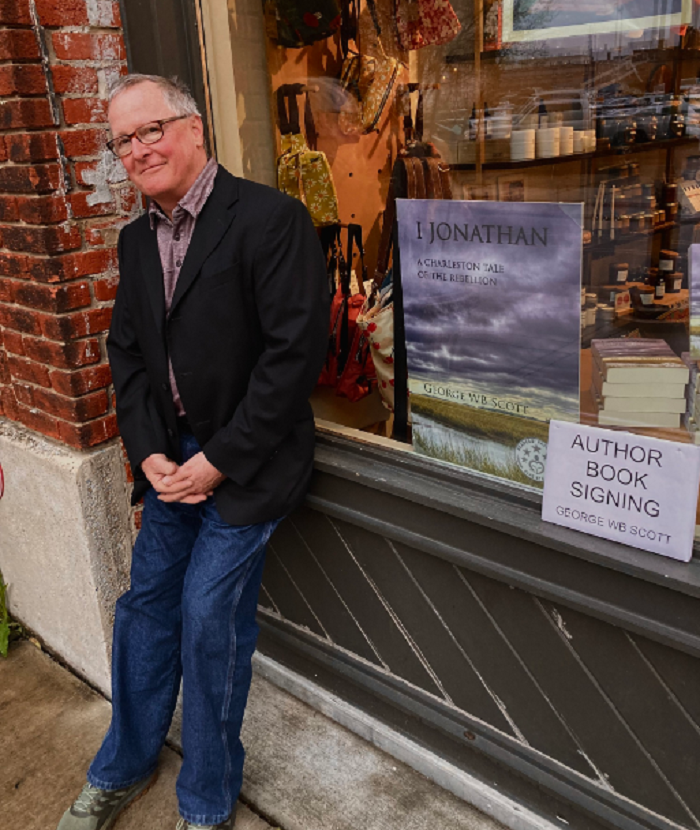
0, 572, 22, 657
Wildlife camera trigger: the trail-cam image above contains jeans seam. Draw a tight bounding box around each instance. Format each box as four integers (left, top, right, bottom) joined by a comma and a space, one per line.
87, 764, 157, 791
153, 657, 182, 750
180, 809, 231, 824
219, 521, 275, 817
219, 552, 258, 817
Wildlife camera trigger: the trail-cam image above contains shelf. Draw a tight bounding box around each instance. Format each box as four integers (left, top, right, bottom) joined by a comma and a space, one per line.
450, 136, 699, 172
445, 45, 700, 65
583, 221, 679, 255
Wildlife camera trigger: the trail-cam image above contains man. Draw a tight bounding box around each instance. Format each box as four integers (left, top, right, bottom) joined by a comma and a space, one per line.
57, 74, 329, 830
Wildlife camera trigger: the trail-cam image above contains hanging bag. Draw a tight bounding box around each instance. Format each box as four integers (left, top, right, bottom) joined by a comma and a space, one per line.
317, 227, 348, 387
394, 0, 462, 51
336, 224, 377, 401
277, 84, 340, 227
338, 0, 401, 134
264, 0, 342, 48
359, 151, 452, 417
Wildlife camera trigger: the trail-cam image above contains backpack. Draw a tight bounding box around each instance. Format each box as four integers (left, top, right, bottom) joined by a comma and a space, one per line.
276, 84, 340, 228
264, 0, 341, 48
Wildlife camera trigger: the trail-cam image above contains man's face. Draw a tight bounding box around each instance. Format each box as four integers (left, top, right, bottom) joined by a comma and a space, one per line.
108, 81, 206, 207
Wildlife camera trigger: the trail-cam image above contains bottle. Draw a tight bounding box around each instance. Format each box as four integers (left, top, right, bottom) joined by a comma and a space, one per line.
469, 104, 478, 140
538, 97, 548, 128
484, 102, 492, 138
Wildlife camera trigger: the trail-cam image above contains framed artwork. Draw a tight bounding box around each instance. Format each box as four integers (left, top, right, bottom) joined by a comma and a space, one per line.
497, 174, 527, 202
502, 0, 692, 42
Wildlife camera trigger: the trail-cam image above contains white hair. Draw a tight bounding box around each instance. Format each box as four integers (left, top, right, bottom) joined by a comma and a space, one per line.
108, 74, 201, 117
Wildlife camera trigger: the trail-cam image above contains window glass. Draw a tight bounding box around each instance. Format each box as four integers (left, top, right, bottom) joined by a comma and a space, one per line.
263, 0, 700, 516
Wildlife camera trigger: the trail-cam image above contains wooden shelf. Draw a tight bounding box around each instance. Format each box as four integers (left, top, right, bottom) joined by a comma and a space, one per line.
450, 136, 698, 172
583, 221, 679, 255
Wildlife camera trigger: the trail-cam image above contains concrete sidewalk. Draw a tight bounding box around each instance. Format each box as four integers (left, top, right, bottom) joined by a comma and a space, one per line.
0, 639, 509, 830
0, 641, 272, 830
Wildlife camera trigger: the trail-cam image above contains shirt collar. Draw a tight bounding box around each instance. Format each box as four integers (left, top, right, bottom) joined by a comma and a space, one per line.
148, 157, 218, 229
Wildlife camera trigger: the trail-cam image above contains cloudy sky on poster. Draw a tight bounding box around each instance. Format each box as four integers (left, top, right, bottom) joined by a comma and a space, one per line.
397, 200, 582, 422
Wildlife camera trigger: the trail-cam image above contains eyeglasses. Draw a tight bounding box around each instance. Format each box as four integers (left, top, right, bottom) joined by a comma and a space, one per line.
107, 115, 190, 158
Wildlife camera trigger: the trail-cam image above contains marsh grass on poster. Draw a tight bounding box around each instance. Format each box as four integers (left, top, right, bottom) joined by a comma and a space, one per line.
690, 243, 700, 360
397, 199, 582, 490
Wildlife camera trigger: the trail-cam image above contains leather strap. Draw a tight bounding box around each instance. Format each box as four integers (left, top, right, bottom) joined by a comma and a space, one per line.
346, 223, 367, 295
276, 84, 318, 148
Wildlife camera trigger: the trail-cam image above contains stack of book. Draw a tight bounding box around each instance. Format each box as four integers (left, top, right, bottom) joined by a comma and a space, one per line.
591, 339, 689, 427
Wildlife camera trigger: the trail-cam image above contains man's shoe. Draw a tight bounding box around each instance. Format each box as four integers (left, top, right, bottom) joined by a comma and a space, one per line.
57, 772, 157, 829
175, 807, 236, 829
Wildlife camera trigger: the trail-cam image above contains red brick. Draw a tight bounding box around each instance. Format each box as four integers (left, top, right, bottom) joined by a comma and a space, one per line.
85, 221, 120, 247
14, 381, 34, 406
0, 385, 19, 419
5, 132, 59, 163
40, 307, 112, 341
0, 195, 19, 223
34, 0, 88, 26
33, 387, 108, 422
52, 32, 124, 62
0, 249, 116, 284
0, 223, 82, 255
7, 354, 51, 386
49, 363, 111, 396
70, 191, 116, 219
0, 139, 7, 163
0, 0, 32, 25
0, 164, 61, 194
2, 328, 24, 355
51, 66, 98, 95
59, 413, 118, 448
63, 97, 108, 125
0, 304, 41, 335
93, 275, 118, 301
0, 98, 54, 130
0, 251, 30, 279
59, 128, 105, 158
0, 29, 40, 61
16, 403, 61, 440
0, 64, 46, 96
13, 280, 90, 312
117, 187, 143, 215
14, 194, 69, 225
133, 507, 143, 529
0, 352, 10, 385
0, 277, 14, 303
22, 335, 101, 368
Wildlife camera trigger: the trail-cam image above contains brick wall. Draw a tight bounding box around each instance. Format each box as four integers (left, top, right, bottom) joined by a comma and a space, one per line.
0, 0, 143, 526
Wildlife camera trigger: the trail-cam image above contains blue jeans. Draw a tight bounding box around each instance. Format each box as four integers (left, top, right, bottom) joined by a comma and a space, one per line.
88, 431, 280, 824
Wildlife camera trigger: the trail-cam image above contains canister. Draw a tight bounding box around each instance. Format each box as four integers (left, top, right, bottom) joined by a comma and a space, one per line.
610, 262, 629, 284
664, 271, 683, 293
659, 249, 679, 272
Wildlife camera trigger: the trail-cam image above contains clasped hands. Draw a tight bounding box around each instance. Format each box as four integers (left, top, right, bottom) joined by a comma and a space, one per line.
141, 452, 226, 504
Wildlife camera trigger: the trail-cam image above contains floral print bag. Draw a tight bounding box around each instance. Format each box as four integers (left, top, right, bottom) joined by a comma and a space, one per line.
276, 84, 340, 227
395, 0, 462, 51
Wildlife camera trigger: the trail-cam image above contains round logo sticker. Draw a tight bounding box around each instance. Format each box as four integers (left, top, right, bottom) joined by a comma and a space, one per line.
515, 438, 547, 482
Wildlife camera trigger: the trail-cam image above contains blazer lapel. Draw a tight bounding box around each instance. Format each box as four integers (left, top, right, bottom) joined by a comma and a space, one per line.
169, 167, 240, 317
138, 220, 166, 335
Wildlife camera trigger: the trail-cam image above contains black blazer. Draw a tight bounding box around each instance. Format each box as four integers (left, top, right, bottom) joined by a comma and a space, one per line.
107, 165, 329, 525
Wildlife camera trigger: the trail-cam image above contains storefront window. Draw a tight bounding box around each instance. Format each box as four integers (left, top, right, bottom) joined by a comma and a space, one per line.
262, 0, 700, 508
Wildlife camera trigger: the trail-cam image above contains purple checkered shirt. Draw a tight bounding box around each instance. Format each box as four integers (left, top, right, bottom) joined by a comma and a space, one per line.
148, 157, 218, 416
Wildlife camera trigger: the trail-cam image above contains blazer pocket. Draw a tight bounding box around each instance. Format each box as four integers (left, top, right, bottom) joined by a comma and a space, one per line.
202, 261, 239, 291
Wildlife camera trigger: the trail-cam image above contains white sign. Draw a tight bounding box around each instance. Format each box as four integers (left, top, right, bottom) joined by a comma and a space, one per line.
542, 421, 700, 562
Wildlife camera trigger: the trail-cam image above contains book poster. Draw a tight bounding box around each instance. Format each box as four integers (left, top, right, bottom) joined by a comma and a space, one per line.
691, 243, 700, 360
503, 0, 691, 42
396, 199, 582, 490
